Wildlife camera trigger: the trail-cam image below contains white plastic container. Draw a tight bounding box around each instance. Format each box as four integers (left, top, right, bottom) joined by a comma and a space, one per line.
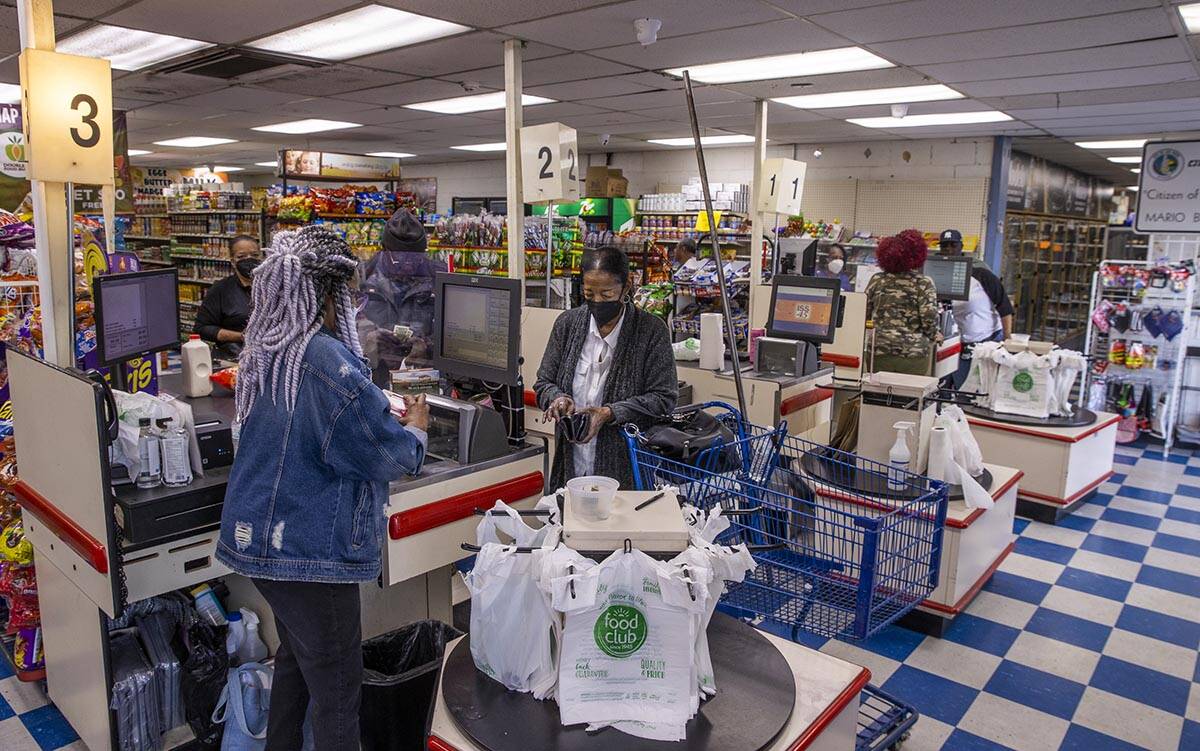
190, 583, 227, 626
181, 334, 213, 397
888, 421, 914, 492
237, 608, 268, 663
225, 611, 245, 663
566, 476, 620, 521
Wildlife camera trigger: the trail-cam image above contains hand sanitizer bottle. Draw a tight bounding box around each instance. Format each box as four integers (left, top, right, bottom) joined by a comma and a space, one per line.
888, 421, 915, 492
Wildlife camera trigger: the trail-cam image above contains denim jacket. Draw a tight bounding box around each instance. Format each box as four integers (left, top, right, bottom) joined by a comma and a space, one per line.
215, 330, 426, 583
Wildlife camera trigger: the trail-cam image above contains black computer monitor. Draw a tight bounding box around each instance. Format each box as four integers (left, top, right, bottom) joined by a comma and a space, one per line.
766, 274, 844, 344
93, 268, 181, 366
433, 273, 521, 385
923, 254, 974, 302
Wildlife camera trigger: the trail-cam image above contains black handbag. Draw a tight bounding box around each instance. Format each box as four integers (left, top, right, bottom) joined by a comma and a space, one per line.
639, 408, 740, 470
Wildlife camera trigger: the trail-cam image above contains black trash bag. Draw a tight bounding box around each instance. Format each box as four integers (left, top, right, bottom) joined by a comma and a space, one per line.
360, 620, 462, 751
176, 620, 228, 749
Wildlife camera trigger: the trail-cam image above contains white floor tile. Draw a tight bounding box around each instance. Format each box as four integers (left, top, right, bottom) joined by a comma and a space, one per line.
1040, 586, 1123, 627
1073, 687, 1184, 751
1157, 517, 1200, 539
1188, 683, 1200, 723
904, 636, 1003, 690
1067, 549, 1142, 581
1004, 631, 1101, 685
0, 717, 38, 751
959, 693, 1069, 751
817, 639, 902, 686
1173, 495, 1200, 512
1126, 582, 1200, 622
1021, 522, 1088, 548
1087, 519, 1158, 547
1106, 496, 1170, 518
1102, 628, 1198, 681
1073, 503, 1104, 519
898, 714, 954, 751
0, 677, 49, 714
963, 590, 1038, 630
1143, 547, 1200, 577
999, 553, 1065, 584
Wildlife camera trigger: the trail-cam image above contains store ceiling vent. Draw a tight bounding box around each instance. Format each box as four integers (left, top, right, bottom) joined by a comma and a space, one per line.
154, 48, 325, 82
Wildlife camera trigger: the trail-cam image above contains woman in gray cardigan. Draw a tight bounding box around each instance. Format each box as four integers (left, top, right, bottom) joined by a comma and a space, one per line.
535, 246, 677, 489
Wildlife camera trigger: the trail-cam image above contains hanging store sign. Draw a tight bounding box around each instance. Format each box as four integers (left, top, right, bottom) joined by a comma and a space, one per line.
19, 48, 114, 184
520, 122, 580, 204
281, 150, 401, 180
757, 157, 806, 216
1135, 140, 1200, 233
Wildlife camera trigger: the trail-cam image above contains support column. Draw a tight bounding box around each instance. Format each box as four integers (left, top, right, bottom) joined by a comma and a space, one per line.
19, 0, 73, 367
984, 135, 1012, 274
749, 100, 769, 328
504, 39, 524, 290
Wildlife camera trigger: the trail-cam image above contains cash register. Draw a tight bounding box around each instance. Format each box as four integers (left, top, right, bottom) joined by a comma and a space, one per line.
755, 275, 844, 378
923, 253, 973, 337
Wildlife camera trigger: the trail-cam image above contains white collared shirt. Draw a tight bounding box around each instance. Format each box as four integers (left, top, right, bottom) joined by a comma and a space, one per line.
571, 310, 625, 478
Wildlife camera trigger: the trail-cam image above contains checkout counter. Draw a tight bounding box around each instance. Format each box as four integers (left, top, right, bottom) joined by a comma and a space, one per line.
7, 269, 546, 751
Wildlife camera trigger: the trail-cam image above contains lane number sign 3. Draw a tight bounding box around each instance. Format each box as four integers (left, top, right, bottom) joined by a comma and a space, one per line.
19, 49, 114, 184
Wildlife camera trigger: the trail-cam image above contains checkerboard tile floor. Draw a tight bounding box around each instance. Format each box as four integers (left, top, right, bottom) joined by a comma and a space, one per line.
5, 441, 1200, 750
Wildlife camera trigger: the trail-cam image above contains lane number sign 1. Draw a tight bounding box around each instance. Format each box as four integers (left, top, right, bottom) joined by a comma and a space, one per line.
19, 49, 114, 184
521, 122, 580, 203
757, 157, 807, 216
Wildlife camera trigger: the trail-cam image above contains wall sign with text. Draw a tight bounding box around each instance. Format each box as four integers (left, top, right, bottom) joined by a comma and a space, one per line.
1135, 140, 1200, 233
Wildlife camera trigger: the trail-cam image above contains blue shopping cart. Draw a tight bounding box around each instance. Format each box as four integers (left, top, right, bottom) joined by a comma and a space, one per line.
625, 402, 949, 750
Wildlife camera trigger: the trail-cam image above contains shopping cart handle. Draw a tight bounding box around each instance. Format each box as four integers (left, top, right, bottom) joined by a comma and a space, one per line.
721, 507, 760, 517
745, 543, 787, 553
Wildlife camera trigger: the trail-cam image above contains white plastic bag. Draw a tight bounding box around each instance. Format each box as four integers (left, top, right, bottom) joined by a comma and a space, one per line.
475, 500, 559, 548
932, 407, 993, 510
112, 390, 205, 480
672, 338, 701, 361
962, 341, 1003, 408
680, 503, 729, 544
529, 543, 595, 701
991, 350, 1053, 418
1051, 350, 1087, 416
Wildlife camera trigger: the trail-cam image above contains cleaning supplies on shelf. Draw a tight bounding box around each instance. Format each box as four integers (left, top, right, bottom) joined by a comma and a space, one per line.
237, 608, 268, 664
225, 611, 245, 664
888, 422, 914, 491
190, 584, 227, 627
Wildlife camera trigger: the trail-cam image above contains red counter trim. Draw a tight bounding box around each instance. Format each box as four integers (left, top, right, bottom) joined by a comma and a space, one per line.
781, 387, 833, 417
389, 472, 545, 540
788, 666, 872, 751
946, 470, 1023, 530
966, 414, 1120, 444
11, 480, 109, 574
920, 540, 1016, 615
936, 341, 963, 361
428, 736, 458, 751
820, 352, 860, 368
1019, 470, 1114, 506
523, 389, 538, 408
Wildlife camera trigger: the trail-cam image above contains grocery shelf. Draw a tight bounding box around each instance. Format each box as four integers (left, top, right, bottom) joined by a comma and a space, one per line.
137, 259, 173, 267
169, 209, 260, 214
125, 235, 170, 241
178, 278, 216, 286
635, 210, 748, 217
169, 253, 231, 264
169, 233, 246, 239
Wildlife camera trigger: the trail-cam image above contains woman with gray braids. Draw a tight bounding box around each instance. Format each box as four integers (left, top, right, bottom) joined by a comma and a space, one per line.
216, 225, 429, 750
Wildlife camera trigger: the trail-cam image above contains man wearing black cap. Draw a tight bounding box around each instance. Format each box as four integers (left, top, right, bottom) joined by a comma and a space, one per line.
938, 229, 1014, 388
358, 209, 446, 385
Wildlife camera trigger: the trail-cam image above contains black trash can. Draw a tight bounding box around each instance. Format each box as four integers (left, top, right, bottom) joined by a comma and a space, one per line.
360, 619, 462, 751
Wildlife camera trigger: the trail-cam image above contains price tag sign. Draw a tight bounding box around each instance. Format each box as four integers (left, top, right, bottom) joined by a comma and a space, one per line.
19, 48, 114, 184
757, 157, 807, 215
521, 122, 580, 203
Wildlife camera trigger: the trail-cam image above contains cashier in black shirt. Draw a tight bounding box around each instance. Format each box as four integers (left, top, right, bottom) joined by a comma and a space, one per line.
193, 235, 262, 356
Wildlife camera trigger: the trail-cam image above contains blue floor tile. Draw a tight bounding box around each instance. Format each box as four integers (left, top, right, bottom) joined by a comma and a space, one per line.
1182, 720, 1200, 751
1059, 724, 1147, 750
1110, 472, 1127, 484
1079, 534, 1148, 563
1013, 517, 1030, 535
0, 694, 14, 721
857, 623, 926, 662
942, 613, 1021, 657
1165, 505, 1200, 525
1182, 466, 1200, 478
1015, 536, 1076, 565
1083, 492, 1112, 507
1112, 453, 1137, 465
983, 570, 1052, 605
1135, 564, 1200, 598
1056, 514, 1096, 533
1098, 507, 1160, 531
1056, 567, 1133, 601
0, 654, 12, 681
1114, 485, 1173, 504
880, 665, 978, 726
20, 705, 80, 751
1175, 482, 1200, 497
1025, 608, 1112, 652
1115, 604, 1200, 650
1088, 655, 1191, 715
944, 729, 1016, 750
1152, 531, 1200, 558
983, 660, 1086, 720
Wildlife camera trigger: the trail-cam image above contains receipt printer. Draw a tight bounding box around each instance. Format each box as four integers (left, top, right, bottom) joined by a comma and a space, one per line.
195, 420, 234, 469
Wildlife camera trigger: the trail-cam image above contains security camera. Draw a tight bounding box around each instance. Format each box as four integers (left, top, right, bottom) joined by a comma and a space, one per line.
891, 103, 909, 119
812, 148, 823, 159
600, 133, 611, 146
634, 18, 662, 46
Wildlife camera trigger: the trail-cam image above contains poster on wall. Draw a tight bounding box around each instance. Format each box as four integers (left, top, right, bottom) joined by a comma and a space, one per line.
1008, 150, 1113, 220
281, 150, 401, 180
1006, 151, 1029, 210
397, 177, 436, 212
1135, 140, 1200, 233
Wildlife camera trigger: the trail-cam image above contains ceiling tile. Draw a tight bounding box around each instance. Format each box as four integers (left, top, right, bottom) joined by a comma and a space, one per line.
581, 85, 751, 112
916, 39, 1190, 83
527, 75, 659, 101
718, 67, 932, 100
105, 0, 361, 45
0, 9, 88, 57
353, 33, 564, 77
114, 71, 227, 101
172, 86, 301, 111
373, 0, 615, 27
471, 101, 610, 123
499, 0, 788, 50
771, 0, 914, 14
956, 64, 1198, 98
1026, 110, 1200, 128
50, 0, 131, 19
253, 66, 415, 97
445, 53, 640, 88
1009, 98, 1200, 119
633, 100, 757, 121
333, 78, 487, 105
263, 97, 399, 119
590, 18, 842, 69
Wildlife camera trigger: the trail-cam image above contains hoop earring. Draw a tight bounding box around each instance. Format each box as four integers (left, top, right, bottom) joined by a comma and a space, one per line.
621, 293, 632, 304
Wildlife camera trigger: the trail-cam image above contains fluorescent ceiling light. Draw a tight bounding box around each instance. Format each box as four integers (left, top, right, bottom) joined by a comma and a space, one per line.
1074, 139, 1147, 149
647, 135, 757, 146
1131, 168, 1141, 174
153, 136, 237, 148
1126, 185, 1139, 191
57, 24, 213, 71
247, 4, 467, 61
207, 166, 243, 173
772, 84, 962, 110
451, 142, 508, 152
0, 83, 20, 103
1180, 2, 1200, 33
255, 161, 279, 167
366, 151, 416, 158
667, 47, 892, 85
251, 119, 361, 134
127, 149, 153, 157
1108, 156, 1141, 164
405, 92, 553, 114
847, 111, 1012, 128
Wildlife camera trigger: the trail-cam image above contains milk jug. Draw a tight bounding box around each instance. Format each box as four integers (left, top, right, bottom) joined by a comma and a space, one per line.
181, 334, 213, 397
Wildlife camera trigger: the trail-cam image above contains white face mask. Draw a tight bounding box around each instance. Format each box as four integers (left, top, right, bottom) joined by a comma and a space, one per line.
827, 258, 844, 275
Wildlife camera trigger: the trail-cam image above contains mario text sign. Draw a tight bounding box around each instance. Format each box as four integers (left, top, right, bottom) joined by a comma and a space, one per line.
1135, 140, 1200, 233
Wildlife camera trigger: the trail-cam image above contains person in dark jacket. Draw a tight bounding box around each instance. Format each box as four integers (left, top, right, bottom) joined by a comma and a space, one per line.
938, 229, 1015, 388
193, 235, 262, 356
535, 245, 677, 489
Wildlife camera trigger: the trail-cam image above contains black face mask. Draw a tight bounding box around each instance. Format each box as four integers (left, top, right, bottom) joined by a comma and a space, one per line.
235, 258, 261, 279
587, 299, 624, 326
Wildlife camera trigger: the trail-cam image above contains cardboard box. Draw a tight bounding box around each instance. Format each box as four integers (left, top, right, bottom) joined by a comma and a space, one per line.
585, 166, 629, 197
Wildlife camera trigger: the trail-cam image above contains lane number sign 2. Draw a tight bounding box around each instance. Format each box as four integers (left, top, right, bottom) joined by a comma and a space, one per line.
757, 158, 807, 216
19, 49, 114, 184
522, 122, 580, 203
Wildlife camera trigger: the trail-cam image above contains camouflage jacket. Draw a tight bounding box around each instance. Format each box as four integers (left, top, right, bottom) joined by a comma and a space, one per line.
865, 271, 939, 358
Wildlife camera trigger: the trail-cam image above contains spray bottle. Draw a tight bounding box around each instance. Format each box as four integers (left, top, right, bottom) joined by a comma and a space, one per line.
888, 421, 915, 491
237, 607, 268, 664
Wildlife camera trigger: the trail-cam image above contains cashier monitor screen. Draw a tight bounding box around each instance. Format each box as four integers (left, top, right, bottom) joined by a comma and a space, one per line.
923, 255, 973, 301
94, 268, 180, 365
434, 273, 521, 385
767, 275, 842, 344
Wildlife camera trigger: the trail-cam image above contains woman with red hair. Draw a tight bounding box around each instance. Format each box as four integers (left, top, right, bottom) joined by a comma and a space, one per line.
865, 229, 939, 375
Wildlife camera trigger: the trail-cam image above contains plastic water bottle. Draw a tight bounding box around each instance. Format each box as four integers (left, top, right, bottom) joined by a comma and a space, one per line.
190, 583, 227, 626
160, 421, 193, 487
225, 611, 245, 664
135, 418, 162, 489
237, 608, 268, 663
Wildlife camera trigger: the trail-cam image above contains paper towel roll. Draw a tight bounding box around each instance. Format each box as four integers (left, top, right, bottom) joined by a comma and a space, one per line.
927, 425, 952, 482
699, 313, 725, 370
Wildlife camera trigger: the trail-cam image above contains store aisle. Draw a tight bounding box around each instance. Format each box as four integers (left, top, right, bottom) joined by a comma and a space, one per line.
1, 441, 1198, 750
